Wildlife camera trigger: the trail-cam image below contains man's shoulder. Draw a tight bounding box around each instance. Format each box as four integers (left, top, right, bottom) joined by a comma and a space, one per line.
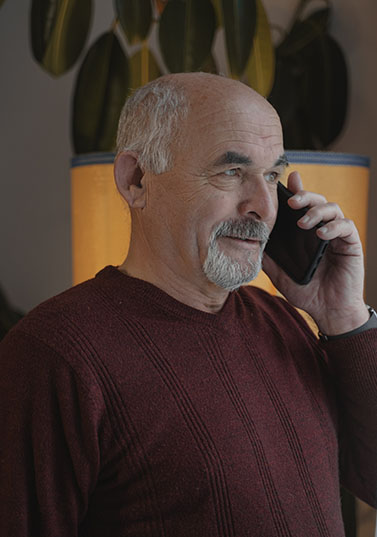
4, 266, 125, 352
0, 266, 136, 390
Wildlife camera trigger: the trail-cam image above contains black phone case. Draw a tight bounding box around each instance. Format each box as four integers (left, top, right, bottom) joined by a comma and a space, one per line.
265, 182, 329, 285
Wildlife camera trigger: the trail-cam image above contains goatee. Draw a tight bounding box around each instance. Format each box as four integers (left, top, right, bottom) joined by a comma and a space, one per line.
203, 218, 270, 291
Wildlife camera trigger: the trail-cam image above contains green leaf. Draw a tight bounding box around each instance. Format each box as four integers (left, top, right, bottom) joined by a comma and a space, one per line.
159, 0, 216, 73
304, 34, 348, 147
210, 0, 223, 27
72, 31, 130, 154
269, 54, 313, 149
278, 8, 330, 57
269, 30, 348, 149
115, 0, 153, 45
245, 0, 275, 97
221, 0, 257, 77
129, 47, 162, 88
31, 0, 92, 76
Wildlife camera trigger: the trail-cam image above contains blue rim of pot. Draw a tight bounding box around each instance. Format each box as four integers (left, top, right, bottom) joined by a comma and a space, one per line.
71, 151, 370, 169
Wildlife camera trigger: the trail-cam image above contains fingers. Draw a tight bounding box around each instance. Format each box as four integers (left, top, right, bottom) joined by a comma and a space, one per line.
285, 170, 360, 248
286, 170, 344, 227
286, 172, 329, 214
316, 218, 361, 248
296, 202, 344, 230
286, 170, 303, 193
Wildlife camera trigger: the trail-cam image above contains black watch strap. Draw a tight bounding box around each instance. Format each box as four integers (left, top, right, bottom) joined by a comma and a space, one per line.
318, 305, 377, 342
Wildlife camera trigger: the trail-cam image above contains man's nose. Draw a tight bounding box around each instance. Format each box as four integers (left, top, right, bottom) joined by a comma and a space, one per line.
237, 176, 277, 222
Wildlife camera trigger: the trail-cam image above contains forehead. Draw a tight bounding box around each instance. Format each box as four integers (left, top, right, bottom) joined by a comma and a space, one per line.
180, 96, 284, 169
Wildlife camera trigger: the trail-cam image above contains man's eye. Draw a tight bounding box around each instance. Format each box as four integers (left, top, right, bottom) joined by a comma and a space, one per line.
223, 168, 239, 177
265, 171, 279, 183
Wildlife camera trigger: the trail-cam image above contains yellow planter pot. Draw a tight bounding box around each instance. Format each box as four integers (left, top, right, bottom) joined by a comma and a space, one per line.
71, 151, 370, 294
71, 153, 131, 286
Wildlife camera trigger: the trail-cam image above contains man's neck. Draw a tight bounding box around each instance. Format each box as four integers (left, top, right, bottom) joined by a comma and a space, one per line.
118, 259, 230, 314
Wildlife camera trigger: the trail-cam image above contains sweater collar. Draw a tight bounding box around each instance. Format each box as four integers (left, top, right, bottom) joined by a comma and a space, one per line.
94, 266, 255, 331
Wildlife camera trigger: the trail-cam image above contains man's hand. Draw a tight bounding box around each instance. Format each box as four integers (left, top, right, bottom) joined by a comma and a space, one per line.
263, 171, 369, 336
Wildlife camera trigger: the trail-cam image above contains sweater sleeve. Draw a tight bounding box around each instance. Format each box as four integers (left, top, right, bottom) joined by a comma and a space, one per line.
0, 328, 106, 537
320, 328, 377, 507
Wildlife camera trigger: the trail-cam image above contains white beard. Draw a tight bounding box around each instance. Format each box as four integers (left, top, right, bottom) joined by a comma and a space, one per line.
202, 219, 270, 291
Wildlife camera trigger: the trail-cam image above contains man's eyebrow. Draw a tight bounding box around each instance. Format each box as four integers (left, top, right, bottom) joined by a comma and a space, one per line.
212, 151, 253, 167
273, 154, 289, 168
212, 152, 289, 168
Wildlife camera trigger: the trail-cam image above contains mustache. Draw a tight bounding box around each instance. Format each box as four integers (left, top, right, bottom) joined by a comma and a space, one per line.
213, 219, 270, 243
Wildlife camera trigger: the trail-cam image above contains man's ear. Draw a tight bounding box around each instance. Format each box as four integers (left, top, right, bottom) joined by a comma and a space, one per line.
114, 151, 146, 209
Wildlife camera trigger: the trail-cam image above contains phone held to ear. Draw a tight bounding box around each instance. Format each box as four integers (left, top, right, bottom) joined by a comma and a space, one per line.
264, 182, 329, 285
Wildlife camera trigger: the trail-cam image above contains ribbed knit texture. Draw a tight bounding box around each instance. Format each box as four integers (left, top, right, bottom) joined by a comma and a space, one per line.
0, 265, 376, 537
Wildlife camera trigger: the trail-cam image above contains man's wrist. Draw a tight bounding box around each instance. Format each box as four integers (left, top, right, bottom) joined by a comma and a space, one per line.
318, 305, 377, 341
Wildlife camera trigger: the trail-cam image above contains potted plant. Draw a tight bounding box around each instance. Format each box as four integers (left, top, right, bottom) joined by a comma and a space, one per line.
27, 0, 356, 285
30, 0, 348, 153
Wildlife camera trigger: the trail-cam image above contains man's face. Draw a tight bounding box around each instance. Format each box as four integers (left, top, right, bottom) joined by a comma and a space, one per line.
141, 87, 285, 291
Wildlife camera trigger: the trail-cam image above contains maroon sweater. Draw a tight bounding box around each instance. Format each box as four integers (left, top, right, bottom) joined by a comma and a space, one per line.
1, 266, 376, 537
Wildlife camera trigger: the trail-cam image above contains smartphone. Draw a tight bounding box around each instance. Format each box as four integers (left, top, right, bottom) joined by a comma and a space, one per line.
264, 182, 329, 285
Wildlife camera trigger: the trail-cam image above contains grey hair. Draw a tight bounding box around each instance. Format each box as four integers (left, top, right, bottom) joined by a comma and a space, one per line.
116, 77, 189, 174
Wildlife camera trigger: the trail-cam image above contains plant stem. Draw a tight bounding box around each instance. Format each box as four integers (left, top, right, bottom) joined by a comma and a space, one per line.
141, 41, 149, 86
110, 18, 119, 33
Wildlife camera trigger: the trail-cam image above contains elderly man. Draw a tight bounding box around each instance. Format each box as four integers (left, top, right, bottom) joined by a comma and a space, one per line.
1, 73, 376, 537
